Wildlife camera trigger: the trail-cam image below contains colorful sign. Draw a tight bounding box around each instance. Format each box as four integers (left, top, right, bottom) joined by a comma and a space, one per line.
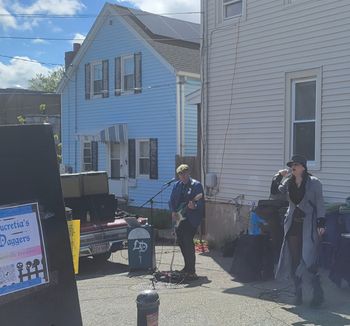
0, 203, 49, 297
67, 220, 80, 274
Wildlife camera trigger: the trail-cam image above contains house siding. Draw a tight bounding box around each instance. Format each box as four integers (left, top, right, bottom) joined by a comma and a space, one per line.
61, 12, 178, 208
184, 78, 200, 156
204, 0, 350, 205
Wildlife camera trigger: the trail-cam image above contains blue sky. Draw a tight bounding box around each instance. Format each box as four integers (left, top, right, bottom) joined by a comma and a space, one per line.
0, 0, 199, 88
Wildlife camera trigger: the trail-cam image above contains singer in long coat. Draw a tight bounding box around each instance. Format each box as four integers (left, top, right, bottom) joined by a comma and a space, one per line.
274, 175, 326, 279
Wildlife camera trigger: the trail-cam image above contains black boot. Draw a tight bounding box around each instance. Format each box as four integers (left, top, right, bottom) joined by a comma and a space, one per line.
310, 274, 324, 308
293, 277, 302, 305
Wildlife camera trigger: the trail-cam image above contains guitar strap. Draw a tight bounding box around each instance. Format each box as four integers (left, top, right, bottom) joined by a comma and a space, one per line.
176, 183, 190, 211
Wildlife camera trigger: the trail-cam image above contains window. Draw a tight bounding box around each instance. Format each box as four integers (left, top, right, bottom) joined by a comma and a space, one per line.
92, 62, 103, 96
137, 140, 150, 176
292, 80, 316, 161
82, 141, 98, 171
286, 68, 322, 169
115, 53, 142, 96
82, 142, 92, 171
122, 55, 134, 92
223, 0, 242, 19
85, 60, 109, 100
110, 143, 121, 179
129, 138, 158, 179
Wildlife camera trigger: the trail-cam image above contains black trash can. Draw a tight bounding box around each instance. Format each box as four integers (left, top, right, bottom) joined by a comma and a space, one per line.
136, 290, 159, 326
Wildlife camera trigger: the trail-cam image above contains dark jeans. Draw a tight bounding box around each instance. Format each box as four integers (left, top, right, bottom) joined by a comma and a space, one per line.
176, 219, 197, 273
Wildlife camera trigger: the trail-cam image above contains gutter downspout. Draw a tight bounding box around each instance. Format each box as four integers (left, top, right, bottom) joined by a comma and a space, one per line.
74, 70, 78, 172
201, 0, 209, 184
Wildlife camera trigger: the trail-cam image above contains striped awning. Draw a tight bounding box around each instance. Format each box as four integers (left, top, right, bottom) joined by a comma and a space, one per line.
76, 124, 128, 143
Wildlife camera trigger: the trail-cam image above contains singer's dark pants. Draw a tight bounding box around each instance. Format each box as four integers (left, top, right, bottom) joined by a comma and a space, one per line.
176, 219, 197, 274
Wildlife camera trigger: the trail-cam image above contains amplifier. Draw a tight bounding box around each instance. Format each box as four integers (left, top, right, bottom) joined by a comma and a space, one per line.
87, 194, 116, 223
61, 173, 83, 198
81, 171, 109, 196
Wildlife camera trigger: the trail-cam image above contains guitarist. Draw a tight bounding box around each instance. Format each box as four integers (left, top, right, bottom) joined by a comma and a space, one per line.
169, 164, 204, 280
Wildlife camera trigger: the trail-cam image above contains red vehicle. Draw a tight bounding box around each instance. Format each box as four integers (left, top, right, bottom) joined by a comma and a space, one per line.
79, 209, 147, 262
61, 171, 146, 261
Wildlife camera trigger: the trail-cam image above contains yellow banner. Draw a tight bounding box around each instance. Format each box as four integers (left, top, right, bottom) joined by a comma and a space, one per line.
67, 220, 80, 274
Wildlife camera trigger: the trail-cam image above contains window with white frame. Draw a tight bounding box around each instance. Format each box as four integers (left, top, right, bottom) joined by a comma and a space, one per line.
292, 79, 317, 161
223, 0, 243, 19
122, 55, 134, 92
286, 68, 322, 169
110, 143, 121, 179
82, 141, 92, 171
92, 62, 103, 96
137, 140, 150, 176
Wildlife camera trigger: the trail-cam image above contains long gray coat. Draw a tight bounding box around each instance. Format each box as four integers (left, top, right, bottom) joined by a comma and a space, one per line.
275, 175, 326, 280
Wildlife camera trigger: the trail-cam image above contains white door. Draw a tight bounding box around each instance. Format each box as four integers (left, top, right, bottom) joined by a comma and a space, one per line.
107, 142, 128, 198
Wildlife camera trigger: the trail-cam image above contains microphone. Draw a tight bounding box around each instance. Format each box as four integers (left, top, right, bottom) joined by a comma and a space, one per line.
163, 178, 176, 186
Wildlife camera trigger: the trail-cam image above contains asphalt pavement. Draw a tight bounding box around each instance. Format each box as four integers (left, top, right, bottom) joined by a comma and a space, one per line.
76, 244, 350, 326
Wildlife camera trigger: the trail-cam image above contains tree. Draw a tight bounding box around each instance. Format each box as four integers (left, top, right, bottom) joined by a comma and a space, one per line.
28, 67, 65, 92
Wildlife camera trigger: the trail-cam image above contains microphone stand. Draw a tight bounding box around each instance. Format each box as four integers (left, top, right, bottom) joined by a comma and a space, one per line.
139, 181, 174, 220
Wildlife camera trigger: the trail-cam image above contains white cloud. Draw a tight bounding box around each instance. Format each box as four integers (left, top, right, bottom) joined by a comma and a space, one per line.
32, 38, 48, 44
71, 33, 85, 45
0, 0, 18, 29
0, 56, 52, 88
0, 0, 85, 30
12, 0, 85, 15
118, 0, 200, 23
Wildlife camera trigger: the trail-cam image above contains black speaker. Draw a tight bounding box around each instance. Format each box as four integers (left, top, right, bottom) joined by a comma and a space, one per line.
64, 197, 89, 222
230, 234, 274, 283
88, 194, 116, 223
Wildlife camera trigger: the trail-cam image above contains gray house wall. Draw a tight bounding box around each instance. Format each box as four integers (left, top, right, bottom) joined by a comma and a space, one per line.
202, 0, 350, 244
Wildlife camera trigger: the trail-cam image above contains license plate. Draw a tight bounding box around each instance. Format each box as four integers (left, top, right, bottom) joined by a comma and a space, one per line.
91, 243, 109, 254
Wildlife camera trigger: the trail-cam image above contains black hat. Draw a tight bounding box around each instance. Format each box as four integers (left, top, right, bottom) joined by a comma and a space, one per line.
286, 155, 307, 168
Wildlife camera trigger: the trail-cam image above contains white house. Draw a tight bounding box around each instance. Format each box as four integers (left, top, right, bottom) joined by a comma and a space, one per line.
201, 0, 350, 244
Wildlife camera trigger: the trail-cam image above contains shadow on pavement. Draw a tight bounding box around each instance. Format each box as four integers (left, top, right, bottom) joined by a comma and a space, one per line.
223, 276, 350, 325
184, 276, 212, 288
202, 248, 350, 324
282, 306, 350, 326
223, 281, 294, 305
76, 258, 129, 280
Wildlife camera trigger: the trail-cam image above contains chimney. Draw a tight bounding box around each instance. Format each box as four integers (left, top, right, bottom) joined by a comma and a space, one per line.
64, 43, 81, 71
73, 43, 81, 52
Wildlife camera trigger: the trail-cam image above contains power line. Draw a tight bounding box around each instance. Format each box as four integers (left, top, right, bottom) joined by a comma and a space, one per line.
0, 12, 201, 19
0, 54, 62, 66
0, 80, 197, 96
0, 36, 85, 41
0, 35, 201, 42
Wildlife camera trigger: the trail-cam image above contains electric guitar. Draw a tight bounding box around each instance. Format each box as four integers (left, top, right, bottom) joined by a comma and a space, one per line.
174, 193, 203, 227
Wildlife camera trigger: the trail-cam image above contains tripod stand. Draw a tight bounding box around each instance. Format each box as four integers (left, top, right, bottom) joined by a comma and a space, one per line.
139, 181, 174, 220
140, 181, 180, 277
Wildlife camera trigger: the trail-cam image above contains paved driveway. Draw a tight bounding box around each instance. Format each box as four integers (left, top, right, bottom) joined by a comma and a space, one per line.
76, 245, 350, 326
